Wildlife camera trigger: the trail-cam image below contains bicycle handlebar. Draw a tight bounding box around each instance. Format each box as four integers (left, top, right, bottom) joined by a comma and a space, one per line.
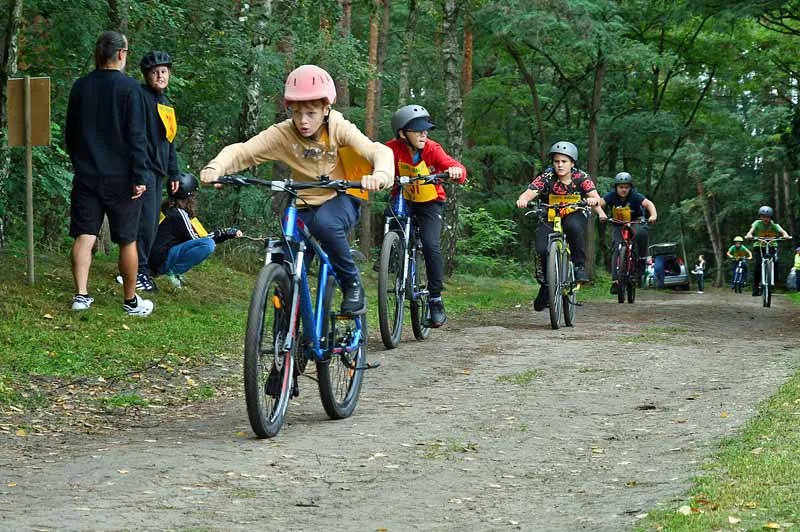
211, 174, 364, 191
608, 218, 647, 225
396, 171, 450, 185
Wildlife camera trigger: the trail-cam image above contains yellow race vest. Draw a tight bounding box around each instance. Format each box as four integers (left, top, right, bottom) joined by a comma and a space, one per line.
399, 161, 439, 202
157, 103, 178, 143
158, 212, 208, 237
612, 205, 632, 222
337, 146, 370, 200
547, 193, 581, 222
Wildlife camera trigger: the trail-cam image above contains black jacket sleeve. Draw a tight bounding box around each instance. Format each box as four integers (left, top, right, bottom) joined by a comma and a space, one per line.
127, 86, 149, 186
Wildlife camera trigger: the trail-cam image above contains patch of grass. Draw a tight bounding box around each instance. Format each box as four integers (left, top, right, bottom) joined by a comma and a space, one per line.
99, 392, 150, 410
422, 439, 479, 460
0, 249, 250, 407
637, 373, 800, 531
497, 369, 541, 385
187, 384, 217, 401
621, 325, 691, 344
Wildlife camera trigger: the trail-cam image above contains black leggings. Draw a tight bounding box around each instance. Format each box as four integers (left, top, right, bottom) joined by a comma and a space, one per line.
409, 201, 445, 299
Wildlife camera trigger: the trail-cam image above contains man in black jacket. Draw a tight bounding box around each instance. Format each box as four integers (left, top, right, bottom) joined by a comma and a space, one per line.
65, 31, 153, 316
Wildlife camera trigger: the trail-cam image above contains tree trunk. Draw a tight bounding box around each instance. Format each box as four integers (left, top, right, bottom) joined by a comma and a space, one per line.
462, 16, 474, 149
441, 0, 463, 276
335, 0, 352, 107
397, 0, 417, 106
696, 148, 724, 287
360, 0, 381, 260
585, 57, 606, 278
774, 169, 781, 224
782, 166, 796, 237
238, 0, 269, 144
0, 0, 23, 248
107, 0, 128, 32
505, 42, 547, 165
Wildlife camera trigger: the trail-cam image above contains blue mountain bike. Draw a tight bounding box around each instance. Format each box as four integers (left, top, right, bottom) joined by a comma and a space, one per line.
214, 175, 374, 438
377, 172, 449, 349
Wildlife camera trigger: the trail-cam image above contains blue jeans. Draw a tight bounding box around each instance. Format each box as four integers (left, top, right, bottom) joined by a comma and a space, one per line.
654, 255, 666, 288
297, 193, 361, 283
161, 237, 216, 275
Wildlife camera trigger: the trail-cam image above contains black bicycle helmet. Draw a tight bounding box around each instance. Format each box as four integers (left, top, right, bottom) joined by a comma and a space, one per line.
548, 141, 578, 162
614, 171, 634, 186
140, 51, 172, 75
170, 172, 198, 199
758, 205, 774, 217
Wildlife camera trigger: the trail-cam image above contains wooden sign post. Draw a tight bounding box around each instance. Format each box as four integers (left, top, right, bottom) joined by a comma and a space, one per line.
7, 76, 51, 285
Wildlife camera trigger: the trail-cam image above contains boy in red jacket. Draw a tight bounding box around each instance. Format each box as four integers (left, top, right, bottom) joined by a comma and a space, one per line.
385, 105, 467, 327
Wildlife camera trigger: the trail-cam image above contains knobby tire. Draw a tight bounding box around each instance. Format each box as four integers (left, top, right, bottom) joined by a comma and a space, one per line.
317, 276, 367, 419
378, 231, 405, 349
410, 240, 431, 340
243, 263, 294, 439
547, 240, 562, 330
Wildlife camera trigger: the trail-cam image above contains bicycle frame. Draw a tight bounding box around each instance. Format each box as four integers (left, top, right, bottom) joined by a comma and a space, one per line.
754, 237, 782, 287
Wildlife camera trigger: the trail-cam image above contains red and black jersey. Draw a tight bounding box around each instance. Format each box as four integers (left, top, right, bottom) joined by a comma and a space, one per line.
529, 167, 596, 196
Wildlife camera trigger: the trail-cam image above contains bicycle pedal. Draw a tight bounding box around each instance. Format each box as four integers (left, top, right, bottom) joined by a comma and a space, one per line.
355, 361, 381, 370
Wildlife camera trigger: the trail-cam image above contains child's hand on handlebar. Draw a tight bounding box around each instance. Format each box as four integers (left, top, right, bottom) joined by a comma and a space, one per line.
447, 166, 464, 181
200, 166, 222, 187
360, 174, 385, 191
516, 189, 536, 208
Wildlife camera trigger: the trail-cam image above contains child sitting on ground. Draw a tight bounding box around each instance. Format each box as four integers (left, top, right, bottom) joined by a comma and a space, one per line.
148, 173, 241, 287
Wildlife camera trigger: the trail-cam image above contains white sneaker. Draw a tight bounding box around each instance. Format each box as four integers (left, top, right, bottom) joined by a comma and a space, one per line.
71, 294, 94, 311
123, 294, 154, 317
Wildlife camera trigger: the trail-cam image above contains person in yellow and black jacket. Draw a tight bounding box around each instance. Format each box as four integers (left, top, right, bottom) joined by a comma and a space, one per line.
133, 51, 181, 292
385, 105, 467, 328
148, 173, 241, 288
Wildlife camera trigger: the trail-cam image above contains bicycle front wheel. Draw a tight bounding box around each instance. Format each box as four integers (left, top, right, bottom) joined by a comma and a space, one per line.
563, 259, 576, 327
763, 260, 772, 307
244, 263, 294, 439
410, 243, 431, 340
614, 248, 626, 304
547, 240, 562, 330
378, 231, 406, 349
317, 277, 367, 419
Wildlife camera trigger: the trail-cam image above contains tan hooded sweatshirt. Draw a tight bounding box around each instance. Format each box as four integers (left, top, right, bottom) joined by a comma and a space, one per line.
203, 110, 394, 206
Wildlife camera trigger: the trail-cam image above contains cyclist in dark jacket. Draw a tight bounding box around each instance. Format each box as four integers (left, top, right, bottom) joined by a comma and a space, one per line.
131, 50, 181, 292
598, 171, 658, 294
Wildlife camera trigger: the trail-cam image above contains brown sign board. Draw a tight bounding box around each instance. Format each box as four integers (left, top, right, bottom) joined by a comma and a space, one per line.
7, 77, 51, 146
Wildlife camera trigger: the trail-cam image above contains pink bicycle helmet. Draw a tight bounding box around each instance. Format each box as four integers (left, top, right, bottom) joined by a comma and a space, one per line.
284, 65, 337, 106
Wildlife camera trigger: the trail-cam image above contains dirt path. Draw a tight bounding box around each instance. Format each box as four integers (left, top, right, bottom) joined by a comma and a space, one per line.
1, 289, 798, 531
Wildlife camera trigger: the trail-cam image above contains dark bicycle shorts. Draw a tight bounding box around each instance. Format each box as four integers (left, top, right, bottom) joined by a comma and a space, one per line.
69, 175, 143, 244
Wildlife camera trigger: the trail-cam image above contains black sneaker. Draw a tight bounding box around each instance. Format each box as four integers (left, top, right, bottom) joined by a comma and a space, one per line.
138, 273, 158, 292
428, 299, 447, 328
534, 284, 549, 312
341, 280, 366, 314
574, 265, 590, 283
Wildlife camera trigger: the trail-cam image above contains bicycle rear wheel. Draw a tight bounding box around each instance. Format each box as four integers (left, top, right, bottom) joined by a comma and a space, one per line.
244, 263, 294, 439
317, 277, 367, 419
410, 242, 431, 340
547, 240, 562, 329
378, 231, 405, 349
563, 258, 576, 327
